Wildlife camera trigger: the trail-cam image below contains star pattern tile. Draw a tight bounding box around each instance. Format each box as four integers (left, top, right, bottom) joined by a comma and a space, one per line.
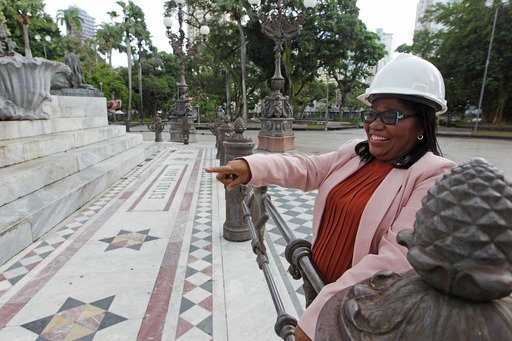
21, 296, 126, 340
99, 229, 159, 251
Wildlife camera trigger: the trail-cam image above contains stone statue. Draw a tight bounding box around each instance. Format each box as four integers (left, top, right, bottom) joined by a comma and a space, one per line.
316, 158, 512, 340
0, 25, 17, 57
148, 116, 166, 142
0, 24, 70, 120
50, 52, 100, 96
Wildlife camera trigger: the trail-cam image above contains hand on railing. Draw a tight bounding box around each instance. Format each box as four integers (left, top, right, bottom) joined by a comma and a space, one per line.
205, 159, 252, 191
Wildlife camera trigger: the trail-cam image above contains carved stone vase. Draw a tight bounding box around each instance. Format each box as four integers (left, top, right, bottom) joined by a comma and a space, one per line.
0, 54, 70, 120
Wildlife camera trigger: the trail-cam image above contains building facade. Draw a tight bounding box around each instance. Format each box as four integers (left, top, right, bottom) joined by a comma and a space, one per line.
415, 0, 456, 32
68, 6, 96, 40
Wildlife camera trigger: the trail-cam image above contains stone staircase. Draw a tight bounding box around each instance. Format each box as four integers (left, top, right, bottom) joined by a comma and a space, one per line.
0, 95, 159, 266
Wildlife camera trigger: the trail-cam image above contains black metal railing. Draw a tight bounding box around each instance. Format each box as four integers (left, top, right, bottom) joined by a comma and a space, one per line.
238, 185, 324, 340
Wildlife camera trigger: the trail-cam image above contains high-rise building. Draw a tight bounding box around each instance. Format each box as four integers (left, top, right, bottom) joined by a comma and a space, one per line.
415, 0, 456, 32
375, 28, 393, 70
68, 6, 96, 40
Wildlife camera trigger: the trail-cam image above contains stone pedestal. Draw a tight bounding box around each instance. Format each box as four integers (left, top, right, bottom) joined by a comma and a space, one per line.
169, 116, 196, 143
257, 117, 295, 152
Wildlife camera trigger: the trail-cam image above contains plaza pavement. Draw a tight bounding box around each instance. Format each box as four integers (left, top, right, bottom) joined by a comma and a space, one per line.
0, 128, 511, 341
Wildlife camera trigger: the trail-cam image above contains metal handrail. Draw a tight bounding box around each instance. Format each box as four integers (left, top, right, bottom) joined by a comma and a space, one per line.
238, 185, 325, 340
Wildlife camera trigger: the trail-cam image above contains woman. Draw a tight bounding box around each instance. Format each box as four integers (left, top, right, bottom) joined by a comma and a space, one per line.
205, 54, 456, 340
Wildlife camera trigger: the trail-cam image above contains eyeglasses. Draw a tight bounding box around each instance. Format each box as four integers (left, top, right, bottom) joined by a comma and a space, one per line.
361, 110, 417, 125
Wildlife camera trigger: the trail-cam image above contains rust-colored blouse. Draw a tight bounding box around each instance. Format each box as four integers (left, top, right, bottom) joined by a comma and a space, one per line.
312, 159, 393, 284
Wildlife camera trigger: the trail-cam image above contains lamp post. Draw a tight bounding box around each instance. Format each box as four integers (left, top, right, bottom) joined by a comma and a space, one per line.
34, 34, 51, 59
163, 0, 209, 143
249, 0, 317, 152
474, 1, 499, 134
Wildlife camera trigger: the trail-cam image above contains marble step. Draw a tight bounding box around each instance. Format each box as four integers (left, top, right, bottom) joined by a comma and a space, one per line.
0, 125, 127, 168
0, 133, 144, 207
0, 117, 109, 141
0, 141, 159, 266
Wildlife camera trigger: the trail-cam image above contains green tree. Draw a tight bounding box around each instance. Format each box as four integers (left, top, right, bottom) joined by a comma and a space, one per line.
326, 29, 385, 109
138, 55, 173, 118
199, 0, 260, 122
96, 23, 122, 67
111, 0, 150, 130
56, 7, 83, 37
86, 63, 129, 104
133, 27, 152, 122
6, 0, 45, 57
412, 0, 512, 123
311, 0, 384, 110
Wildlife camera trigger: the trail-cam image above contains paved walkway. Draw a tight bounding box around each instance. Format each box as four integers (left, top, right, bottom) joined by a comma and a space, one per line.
1, 129, 512, 340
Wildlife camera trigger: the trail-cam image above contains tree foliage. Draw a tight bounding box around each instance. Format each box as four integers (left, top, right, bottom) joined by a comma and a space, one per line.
109, 0, 151, 126
2, 0, 45, 57
0, 0, 389, 124
56, 7, 83, 36
412, 0, 512, 123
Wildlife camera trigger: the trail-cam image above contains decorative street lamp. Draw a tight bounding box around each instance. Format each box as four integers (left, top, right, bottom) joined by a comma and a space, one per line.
250, 0, 317, 152
163, 0, 209, 143
34, 34, 51, 59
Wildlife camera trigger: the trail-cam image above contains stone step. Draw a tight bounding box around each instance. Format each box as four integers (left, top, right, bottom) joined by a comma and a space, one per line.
0, 117, 109, 140
0, 141, 159, 266
42, 95, 107, 119
0, 133, 143, 207
0, 125, 127, 168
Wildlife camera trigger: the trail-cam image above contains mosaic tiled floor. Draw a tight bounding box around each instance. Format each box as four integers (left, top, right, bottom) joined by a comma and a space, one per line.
0, 144, 317, 341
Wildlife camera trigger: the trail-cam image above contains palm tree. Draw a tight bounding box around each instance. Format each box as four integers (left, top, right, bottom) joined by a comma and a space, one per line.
96, 23, 122, 66
207, 0, 254, 122
13, 0, 45, 57
56, 7, 84, 37
135, 29, 152, 122
114, 0, 150, 131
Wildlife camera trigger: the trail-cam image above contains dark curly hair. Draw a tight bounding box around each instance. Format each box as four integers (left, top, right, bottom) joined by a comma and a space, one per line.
355, 97, 442, 169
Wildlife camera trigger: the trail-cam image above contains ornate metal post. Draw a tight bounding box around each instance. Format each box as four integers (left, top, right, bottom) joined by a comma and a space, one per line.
163, 1, 209, 144
217, 115, 234, 166
223, 117, 255, 242
208, 117, 223, 159
147, 117, 166, 142
250, 0, 317, 152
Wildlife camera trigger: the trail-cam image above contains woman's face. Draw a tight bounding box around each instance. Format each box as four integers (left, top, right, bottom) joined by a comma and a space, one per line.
363, 97, 424, 164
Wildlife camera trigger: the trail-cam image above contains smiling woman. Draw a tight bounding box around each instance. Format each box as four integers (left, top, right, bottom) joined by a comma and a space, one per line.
205, 53, 456, 341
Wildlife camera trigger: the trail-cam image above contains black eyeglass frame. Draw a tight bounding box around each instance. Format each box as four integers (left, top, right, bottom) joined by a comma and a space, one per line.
361, 110, 417, 125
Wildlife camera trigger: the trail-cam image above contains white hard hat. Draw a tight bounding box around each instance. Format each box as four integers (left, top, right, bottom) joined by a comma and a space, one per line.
358, 53, 447, 116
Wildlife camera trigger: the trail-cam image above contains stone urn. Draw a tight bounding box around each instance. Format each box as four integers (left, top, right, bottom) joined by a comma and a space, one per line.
0, 54, 70, 120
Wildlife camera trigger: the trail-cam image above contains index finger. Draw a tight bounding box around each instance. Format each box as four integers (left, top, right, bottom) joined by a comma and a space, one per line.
204, 166, 231, 174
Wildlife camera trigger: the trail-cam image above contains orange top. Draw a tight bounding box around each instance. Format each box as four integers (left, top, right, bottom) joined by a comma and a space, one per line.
312, 159, 393, 284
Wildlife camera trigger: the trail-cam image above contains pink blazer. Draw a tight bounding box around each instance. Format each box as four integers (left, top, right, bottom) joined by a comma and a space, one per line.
244, 139, 456, 339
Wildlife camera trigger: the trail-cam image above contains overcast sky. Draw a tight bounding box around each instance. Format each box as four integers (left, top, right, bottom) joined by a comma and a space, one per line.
42, 0, 419, 67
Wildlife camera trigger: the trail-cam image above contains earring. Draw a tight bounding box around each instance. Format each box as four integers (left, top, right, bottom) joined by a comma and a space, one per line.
417, 135, 424, 140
